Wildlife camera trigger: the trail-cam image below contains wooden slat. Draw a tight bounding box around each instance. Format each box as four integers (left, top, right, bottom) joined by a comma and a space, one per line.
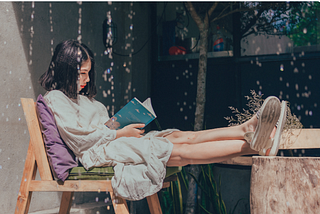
59, 192, 74, 214
110, 191, 129, 214
15, 141, 37, 214
219, 129, 320, 166
29, 180, 113, 192
219, 156, 253, 166
29, 180, 171, 192
21, 98, 52, 180
146, 193, 163, 214
162, 181, 170, 189
279, 128, 320, 149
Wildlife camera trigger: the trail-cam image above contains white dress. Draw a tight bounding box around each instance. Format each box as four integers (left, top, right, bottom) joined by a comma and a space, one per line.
44, 90, 177, 200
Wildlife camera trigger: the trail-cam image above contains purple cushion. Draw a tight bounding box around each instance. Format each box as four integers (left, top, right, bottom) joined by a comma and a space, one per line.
36, 94, 78, 181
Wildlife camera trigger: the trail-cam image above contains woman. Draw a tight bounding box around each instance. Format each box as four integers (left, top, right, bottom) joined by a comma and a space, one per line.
39, 40, 286, 200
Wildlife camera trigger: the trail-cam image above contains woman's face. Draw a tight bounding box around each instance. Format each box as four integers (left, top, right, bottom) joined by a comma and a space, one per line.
78, 59, 91, 92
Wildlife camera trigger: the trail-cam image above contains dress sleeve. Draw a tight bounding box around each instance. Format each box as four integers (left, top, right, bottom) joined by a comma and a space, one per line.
44, 91, 117, 157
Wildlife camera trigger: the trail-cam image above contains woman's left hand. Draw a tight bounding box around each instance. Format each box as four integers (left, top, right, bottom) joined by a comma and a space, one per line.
116, 123, 145, 139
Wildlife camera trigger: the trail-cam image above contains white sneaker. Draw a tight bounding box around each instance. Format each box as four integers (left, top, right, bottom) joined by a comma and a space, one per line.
249, 96, 281, 151
268, 101, 287, 156
244, 100, 287, 156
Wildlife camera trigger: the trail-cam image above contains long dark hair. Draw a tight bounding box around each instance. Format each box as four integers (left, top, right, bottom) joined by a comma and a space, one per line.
39, 40, 97, 99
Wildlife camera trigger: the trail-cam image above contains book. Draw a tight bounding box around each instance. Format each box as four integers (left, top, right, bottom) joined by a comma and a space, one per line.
105, 97, 157, 130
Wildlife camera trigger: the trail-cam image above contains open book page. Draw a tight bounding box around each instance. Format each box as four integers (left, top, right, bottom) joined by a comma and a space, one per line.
105, 97, 157, 130
142, 98, 157, 117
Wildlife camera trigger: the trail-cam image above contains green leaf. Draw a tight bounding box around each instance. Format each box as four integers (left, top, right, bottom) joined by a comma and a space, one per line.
159, 190, 172, 214
218, 175, 226, 213
180, 167, 189, 190
176, 177, 183, 213
197, 165, 222, 214
199, 203, 213, 214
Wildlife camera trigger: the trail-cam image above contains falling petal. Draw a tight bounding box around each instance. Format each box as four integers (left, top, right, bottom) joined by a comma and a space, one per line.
303, 28, 307, 34
280, 64, 284, 71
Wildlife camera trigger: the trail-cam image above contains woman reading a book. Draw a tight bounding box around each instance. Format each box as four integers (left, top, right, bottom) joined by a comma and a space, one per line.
39, 40, 286, 200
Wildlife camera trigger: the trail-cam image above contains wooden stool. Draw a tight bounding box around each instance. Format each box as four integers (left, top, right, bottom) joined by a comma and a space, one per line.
251, 156, 320, 213
219, 128, 320, 213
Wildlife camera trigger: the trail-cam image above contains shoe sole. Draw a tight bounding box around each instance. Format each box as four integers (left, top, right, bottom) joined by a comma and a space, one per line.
251, 96, 281, 151
268, 101, 287, 156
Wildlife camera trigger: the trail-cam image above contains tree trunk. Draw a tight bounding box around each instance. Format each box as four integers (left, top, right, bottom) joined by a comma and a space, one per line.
183, 2, 214, 213
185, 18, 209, 214
194, 26, 209, 131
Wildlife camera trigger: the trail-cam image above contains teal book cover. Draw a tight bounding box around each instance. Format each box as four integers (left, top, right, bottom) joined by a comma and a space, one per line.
105, 97, 157, 130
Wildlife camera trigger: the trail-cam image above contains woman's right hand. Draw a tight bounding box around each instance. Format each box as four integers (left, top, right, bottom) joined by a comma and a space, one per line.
116, 123, 145, 139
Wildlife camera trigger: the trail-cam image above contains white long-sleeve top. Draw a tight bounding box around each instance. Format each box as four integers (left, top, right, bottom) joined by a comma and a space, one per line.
44, 90, 175, 200
44, 90, 117, 161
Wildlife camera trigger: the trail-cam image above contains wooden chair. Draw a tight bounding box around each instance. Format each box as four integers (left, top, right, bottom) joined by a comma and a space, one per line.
15, 98, 179, 214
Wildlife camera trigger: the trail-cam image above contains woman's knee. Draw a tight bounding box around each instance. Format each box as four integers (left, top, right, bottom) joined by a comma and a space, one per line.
167, 155, 189, 166
171, 143, 190, 159
166, 131, 182, 143
167, 131, 197, 144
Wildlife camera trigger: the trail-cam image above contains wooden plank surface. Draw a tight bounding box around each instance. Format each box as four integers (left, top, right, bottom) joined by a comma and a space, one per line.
219, 156, 253, 166
29, 180, 113, 192
29, 180, 171, 192
219, 129, 320, 166
250, 156, 320, 214
279, 128, 320, 149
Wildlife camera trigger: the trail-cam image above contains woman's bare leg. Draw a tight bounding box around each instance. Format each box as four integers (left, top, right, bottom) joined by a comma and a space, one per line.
165, 115, 258, 144
167, 139, 257, 167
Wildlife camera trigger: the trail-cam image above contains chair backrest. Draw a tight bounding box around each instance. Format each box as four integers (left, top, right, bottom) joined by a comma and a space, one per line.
21, 98, 53, 181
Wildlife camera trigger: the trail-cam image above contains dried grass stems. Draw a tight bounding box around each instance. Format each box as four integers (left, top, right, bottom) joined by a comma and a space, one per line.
225, 90, 303, 149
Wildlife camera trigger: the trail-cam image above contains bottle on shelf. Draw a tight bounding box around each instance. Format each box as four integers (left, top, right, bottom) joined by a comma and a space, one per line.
212, 25, 225, 52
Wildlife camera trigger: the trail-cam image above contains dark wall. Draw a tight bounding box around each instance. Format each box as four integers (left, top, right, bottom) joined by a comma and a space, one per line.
240, 54, 320, 128
151, 59, 198, 131
151, 3, 320, 131
151, 52, 320, 132
151, 56, 242, 131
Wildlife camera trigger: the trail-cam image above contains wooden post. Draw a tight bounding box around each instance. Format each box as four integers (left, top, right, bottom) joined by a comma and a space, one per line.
250, 156, 320, 213
110, 192, 129, 214
146, 193, 162, 214
59, 192, 74, 214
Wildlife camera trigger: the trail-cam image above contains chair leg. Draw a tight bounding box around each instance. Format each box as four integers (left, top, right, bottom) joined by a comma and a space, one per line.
15, 142, 37, 214
110, 192, 129, 214
24, 192, 34, 214
59, 192, 74, 214
146, 193, 163, 214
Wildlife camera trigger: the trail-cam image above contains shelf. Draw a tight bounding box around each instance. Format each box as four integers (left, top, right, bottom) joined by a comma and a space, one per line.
158, 50, 233, 61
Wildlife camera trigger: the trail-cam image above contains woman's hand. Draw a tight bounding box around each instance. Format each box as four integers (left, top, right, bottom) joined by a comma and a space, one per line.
116, 123, 145, 139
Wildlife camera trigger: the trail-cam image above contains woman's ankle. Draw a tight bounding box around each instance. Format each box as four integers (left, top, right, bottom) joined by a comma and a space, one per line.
243, 115, 258, 133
